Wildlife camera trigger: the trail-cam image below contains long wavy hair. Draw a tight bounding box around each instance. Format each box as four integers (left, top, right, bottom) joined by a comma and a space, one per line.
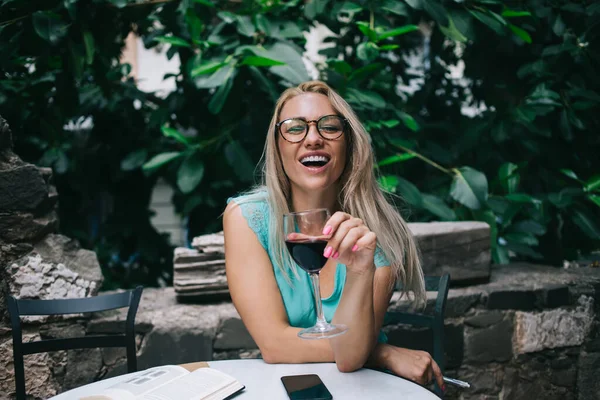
239, 81, 425, 304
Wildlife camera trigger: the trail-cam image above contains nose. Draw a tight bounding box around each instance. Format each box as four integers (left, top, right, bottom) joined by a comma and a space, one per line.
303, 121, 323, 147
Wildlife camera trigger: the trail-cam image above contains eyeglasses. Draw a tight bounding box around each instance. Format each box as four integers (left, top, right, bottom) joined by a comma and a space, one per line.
276, 115, 347, 143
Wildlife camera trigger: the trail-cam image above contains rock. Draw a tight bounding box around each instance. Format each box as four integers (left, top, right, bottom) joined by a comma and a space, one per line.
0, 210, 58, 243
465, 310, 505, 328
409, 221, 491, 283
464, 313, 513, 364
63, 348, 103, 391
0, 164, 48, 211
214, 318, 258, 350
514, 296, 594, 354
0, 333, 58, 399
487, 290, 537, 310
191, 232, 224, 253
173, 247, 228, 299
578, 352, 600, 400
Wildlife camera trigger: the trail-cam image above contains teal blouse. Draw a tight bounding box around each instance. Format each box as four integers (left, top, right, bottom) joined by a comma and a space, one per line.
229, 193, 389, 342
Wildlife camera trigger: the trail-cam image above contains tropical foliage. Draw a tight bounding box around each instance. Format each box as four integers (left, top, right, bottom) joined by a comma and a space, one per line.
1, 0, 598, 287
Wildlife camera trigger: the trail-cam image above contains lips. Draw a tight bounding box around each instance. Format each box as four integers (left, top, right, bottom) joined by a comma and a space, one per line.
298, 152, 331, 172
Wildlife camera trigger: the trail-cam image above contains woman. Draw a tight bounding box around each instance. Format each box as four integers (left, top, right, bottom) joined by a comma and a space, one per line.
223, 81, 445, 391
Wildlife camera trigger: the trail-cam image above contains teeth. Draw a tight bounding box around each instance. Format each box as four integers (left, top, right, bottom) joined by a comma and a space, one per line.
300, 155, 329, 163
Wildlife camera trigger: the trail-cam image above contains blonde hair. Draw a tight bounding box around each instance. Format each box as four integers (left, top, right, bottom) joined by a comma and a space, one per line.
240, 81, 425, 304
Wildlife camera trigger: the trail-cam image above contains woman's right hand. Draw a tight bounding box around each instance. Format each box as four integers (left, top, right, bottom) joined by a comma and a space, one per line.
376, 344, 445, 391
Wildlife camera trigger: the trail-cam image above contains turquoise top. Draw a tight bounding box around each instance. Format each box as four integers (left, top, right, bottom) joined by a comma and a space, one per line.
228, 192, 390, 342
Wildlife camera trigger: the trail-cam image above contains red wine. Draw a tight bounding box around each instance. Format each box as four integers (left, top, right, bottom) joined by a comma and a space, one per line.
285, 239, 328, 273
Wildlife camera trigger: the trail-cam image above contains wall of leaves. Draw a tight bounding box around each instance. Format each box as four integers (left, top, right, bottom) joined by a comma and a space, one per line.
1, 0, 599, 288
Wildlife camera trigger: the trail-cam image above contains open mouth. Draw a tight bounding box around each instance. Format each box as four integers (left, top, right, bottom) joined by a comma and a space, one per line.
299, 155, 330, 168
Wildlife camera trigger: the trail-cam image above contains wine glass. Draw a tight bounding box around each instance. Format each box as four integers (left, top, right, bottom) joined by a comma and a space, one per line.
284, 209, 348, 339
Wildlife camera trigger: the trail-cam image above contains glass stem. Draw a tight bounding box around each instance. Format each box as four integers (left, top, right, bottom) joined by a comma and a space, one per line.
310, 272, 327, 326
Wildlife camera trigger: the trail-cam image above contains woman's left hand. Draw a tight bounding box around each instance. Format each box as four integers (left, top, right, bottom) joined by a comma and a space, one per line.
322, 211, 377, 273
375, 344, 445, 391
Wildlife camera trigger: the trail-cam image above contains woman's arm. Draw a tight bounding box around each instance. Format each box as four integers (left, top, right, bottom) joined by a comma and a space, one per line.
224, 201, 334, 363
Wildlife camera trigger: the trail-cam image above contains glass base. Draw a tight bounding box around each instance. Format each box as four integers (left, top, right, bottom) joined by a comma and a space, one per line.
298, 323, 348, 340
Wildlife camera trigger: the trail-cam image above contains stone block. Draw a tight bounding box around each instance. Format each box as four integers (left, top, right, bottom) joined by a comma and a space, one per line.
487, 290, 536, 310
0, 211, 58, 243
464, 313, 513, 364
384, 322, 463, 369
214, 318, 258, 350
578, 352, 600, 400
408, 221, 491, 283
0, 333, 57, 399
541, 285, 571, 308
63, 348, 103, 391
514, 296, 594, 354
0, 164, 48, 211
136, 329, 214, 370
465, 310, 505, 328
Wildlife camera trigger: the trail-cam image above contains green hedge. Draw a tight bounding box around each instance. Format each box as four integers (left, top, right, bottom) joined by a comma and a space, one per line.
1, 0, 599, 288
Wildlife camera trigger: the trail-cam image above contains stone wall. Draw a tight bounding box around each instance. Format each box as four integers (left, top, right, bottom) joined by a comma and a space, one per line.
0, 116, 104, 399
3, 263, 597, 400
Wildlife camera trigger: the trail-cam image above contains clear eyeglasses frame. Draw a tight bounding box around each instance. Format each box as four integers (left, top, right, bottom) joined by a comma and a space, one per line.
276, 115, 347, 143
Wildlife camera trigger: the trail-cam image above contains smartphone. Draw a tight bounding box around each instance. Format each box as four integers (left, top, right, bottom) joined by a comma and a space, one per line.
281, 374, 333, 400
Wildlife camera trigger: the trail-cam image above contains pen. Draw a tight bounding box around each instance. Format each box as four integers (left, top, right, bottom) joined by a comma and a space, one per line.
443, 376, 471, 388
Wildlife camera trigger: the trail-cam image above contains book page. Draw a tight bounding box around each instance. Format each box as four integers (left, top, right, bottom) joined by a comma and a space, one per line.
81, 365, 189, 400
137, 368, 238, 400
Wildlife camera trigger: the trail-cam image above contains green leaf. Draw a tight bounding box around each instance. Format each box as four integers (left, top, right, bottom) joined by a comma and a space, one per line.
381, 120, 400, 128
508, 24, 532, 43
502, 10, 532, 18
32, 11, 69, 44
404, 0, 423, 9
154, 36, 191, 48
396, 177, 423, 207
439, 15, 468, 43
225, 140, 255, 182
109, 0, 128, 7
82, 29, 95, 65
423, 1, 448, 26
506, 242, 543, 259
357, 42, 379, 61
506, 193, 539, 204
378, 175, 399, 192
585, 175, 600, 192
346, 88, 386, 109
266, 42, 310, 84
121, 149, 148, 171
254, 14, 271, 36
191, 61, 226, 77
378, 153, 415, 167
378, 25, 419, 41
208, 70, 236, 114
338, 2, 363, 14
571, 209, 600, 239
504, 232, 539, 246
492, 245, 510, 264
161, 126, 190, 146
248, 66, 279, 101
378, 44, 400, 50
421, 194, 456, 221
177, 152, 205, 194
195, 62, 233, 89
560, 169, 579, 180
356, 22, 378, 42
305, 0, 329, 19
498, 162, 519, 194
348, 62, 384, 83
396, 111, 420, 132
240, 56, 286, 67
381, 0, 409, 16
450, 167, 489, 209
142, 152, 182, 172
469, 10, 505, 35
236, 16, 255, 37
192, 0, 215, 6
511, 220, 546, 235
588, 195, 600, 208
328, 60, 352, 75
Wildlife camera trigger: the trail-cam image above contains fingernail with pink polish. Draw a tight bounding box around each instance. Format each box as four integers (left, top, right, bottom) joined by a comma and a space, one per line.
322, 225, 332, 235
352, 244, 359, 252
333, 251, 339, 259
323, 246, 333, 258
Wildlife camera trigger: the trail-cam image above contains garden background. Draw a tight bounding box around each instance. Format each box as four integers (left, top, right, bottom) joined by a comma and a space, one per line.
1, 0, 599, 289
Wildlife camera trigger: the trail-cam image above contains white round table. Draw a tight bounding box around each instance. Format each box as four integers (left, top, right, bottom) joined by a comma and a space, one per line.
50, 359, 439, 400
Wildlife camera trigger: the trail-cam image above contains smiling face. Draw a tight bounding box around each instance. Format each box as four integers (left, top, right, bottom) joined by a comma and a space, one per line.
277, 92, 348, 197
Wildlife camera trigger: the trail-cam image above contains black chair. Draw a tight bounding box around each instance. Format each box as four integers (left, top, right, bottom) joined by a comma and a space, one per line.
385, 274, 451, 397
7, 286, 143, 400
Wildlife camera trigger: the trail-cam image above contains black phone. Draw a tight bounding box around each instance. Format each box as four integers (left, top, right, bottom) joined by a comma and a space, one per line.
281, 374, 333, 400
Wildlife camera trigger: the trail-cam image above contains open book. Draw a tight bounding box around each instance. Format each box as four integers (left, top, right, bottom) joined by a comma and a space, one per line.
80, 363, 244, 400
